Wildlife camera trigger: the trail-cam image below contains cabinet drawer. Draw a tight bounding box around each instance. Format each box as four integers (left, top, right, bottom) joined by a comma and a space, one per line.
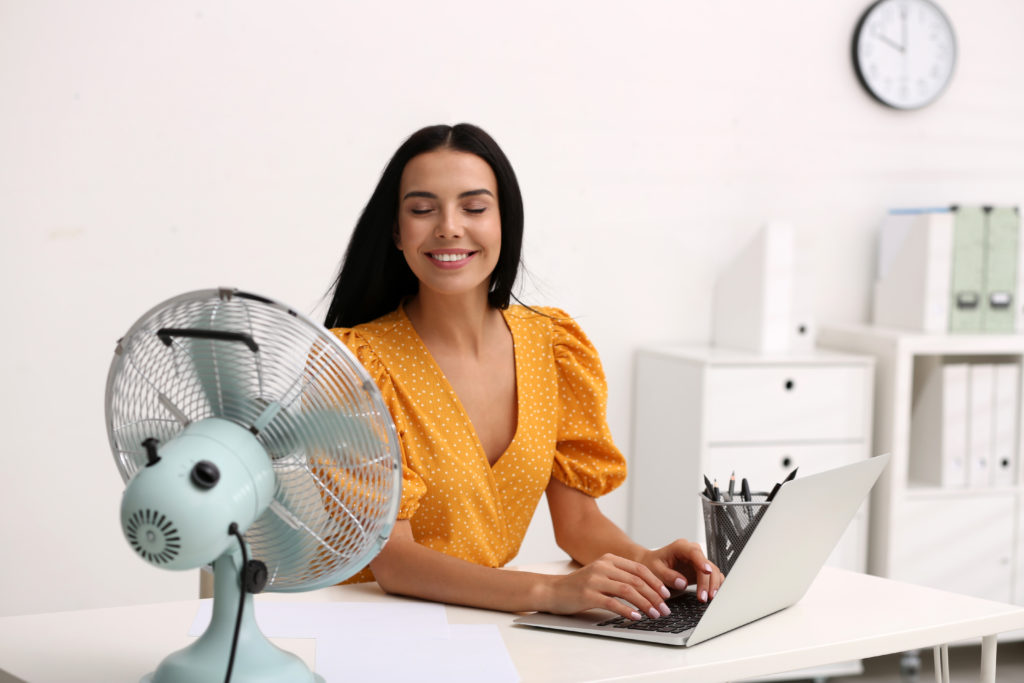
705, 443, 864, 494
705, 365, 868, 443
893, 494, 1014, 603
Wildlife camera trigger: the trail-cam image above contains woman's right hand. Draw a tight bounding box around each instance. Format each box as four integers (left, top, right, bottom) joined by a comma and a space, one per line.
542, 553, 672, 621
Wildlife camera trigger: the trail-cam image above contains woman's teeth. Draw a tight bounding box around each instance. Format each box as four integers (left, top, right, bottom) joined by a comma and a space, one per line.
432, 253, 471, 262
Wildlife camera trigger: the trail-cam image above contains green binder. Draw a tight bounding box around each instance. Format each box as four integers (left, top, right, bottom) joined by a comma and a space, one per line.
949, 206, 986, 333
982, 206, 1020, 333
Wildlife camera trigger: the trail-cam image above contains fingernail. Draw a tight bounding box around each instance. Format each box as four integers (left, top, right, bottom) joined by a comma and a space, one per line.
659, 585, 671, 599
658, 602, 671, 616
704, 563, 712, 573
630, 610, 643, 621
700, 590, 708, 602
674, 577, 687, 590
712, 588, 718, 598
648, 607, 661, 619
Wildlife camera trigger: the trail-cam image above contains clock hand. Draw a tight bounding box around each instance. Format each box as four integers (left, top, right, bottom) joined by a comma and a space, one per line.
877, 34, 905, 53
901, 5, 908, 52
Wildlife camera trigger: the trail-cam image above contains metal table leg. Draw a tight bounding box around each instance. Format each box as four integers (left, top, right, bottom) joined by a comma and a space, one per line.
980, 634, 997, 683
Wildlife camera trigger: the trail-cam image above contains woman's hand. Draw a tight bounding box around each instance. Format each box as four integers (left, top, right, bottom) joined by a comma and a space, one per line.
640, 539, 724, 603
543, 553, 673, 621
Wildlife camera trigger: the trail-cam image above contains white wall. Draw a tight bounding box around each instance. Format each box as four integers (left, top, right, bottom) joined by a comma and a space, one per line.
3, 0, 1023, 617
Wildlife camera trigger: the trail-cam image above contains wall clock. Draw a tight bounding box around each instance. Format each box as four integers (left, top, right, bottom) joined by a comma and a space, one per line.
852, 0, 957, 110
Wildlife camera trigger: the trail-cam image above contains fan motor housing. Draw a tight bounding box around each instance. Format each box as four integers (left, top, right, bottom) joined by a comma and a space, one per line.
120, 418, 274, 570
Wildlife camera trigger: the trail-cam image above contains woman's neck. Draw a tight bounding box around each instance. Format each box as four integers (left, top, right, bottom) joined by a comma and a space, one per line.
404, 289, 500, 357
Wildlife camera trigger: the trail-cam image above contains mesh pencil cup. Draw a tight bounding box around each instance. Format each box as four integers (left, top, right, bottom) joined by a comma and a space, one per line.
701, 493, 770, 575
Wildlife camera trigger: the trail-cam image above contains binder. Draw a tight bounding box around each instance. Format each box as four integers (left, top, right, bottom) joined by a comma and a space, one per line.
982, 206, 1020, 333
968, 364, 995, 488
992, 363, 1020, 487
872, 209, 953, 333
712, 222, 798, 352
909, 358, 968, 488
949, 206, 987, 333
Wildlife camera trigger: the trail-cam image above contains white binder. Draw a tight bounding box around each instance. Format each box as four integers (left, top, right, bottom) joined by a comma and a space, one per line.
910, 359, 968, 488
712, 222, 796, 352
968, 364, 995, 488
992, 363, 1020, 487
872, 209, 953, 332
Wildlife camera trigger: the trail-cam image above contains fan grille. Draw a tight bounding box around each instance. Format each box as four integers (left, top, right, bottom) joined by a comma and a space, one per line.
106, 288, 402, 590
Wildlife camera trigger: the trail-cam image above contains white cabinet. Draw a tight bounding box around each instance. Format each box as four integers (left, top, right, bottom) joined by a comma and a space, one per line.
628, 346, 875, 572
628, 346, 875, 682
818, 324, 1024, 611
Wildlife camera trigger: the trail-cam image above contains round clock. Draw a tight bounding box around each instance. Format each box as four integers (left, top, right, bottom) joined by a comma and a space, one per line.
852, 0, 957, 110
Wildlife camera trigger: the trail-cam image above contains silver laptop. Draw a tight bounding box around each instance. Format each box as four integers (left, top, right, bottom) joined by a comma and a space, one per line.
514, 453, 889, 646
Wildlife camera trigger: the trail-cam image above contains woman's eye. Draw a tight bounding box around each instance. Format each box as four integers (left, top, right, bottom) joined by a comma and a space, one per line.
464, 207, 486, 215
410, 207, 433, 215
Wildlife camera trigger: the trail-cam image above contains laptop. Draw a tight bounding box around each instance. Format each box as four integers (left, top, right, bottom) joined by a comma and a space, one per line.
513, 453, 890, 646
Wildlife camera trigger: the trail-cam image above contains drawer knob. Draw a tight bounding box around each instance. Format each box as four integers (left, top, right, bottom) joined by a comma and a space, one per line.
784, 379, 795, 391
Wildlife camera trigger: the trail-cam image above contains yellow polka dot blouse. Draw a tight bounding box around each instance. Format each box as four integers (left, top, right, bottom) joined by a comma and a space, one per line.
331, 304, 626, 583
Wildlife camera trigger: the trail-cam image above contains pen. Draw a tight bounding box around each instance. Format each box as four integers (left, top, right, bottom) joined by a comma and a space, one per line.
712, 479, 721, 502
783, 467, 799, 484
728, 471, 736, 499
741, 477, 751, 502
766, 481, 782, 502
703, 475, 715, 500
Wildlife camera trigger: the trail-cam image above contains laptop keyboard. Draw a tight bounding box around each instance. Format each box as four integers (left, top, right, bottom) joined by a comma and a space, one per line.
596, 591, 708, 634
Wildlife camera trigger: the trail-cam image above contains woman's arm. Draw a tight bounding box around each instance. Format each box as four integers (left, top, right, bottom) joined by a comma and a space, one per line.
369, 519, 674, 621
546, 478, 724, 603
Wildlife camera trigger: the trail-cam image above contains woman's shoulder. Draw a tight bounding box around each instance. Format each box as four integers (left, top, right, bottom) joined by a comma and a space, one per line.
329, 308, 412, 361
504, 305, 594, 351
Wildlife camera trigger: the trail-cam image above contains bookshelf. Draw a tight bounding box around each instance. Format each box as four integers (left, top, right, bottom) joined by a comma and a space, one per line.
818, 325, 1024, 607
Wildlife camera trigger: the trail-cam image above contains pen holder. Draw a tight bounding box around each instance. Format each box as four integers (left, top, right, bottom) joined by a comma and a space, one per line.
701, 494, 770, 575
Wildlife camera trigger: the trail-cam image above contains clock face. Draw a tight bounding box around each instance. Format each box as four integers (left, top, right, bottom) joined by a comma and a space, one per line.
853, 0, 957, 109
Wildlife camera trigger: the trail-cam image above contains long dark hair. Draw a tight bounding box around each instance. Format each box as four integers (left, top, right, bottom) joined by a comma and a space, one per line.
324, 123, 525, 329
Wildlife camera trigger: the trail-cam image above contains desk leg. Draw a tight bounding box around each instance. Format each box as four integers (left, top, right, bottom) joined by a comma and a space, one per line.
931, 645, 949, 683
980, 634, 997, 683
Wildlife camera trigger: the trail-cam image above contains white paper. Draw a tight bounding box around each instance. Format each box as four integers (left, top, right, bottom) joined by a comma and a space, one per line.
316, 624, 519, 683
187, 601, 518, 681
189, 600, 450, 638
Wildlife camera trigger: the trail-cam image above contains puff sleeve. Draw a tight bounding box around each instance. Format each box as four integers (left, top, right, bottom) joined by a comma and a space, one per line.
549, 310, 627, 497
332, 327, 427, 520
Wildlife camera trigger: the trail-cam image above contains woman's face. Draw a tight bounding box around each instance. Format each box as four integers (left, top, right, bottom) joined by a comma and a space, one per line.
395, 148, 501, 302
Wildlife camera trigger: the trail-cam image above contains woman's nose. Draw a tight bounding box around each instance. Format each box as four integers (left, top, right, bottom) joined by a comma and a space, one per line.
434, 209, 464, 238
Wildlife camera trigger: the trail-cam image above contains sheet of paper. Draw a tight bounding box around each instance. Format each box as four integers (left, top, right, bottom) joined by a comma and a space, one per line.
189, 600, 450, 638
187, 601, 518, 681
316, 624, 519, 683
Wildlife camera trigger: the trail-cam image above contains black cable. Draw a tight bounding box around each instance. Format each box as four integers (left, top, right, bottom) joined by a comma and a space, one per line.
226, 522, 247, 683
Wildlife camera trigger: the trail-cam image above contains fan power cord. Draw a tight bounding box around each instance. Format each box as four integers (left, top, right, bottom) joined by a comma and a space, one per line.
226, 522, 247, 683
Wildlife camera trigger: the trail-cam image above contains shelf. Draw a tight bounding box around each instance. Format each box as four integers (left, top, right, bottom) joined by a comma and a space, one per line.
905, 484, 1021, 501
822, 324, 1024, 355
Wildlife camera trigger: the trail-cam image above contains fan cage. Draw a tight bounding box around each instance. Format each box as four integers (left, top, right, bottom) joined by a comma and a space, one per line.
105, 288, 402, 590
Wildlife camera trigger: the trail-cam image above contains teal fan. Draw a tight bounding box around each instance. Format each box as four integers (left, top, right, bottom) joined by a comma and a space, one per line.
106, 288, 402, 682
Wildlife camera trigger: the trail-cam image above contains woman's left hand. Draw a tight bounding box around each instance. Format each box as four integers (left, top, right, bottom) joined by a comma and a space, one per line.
639, 540, 724, 603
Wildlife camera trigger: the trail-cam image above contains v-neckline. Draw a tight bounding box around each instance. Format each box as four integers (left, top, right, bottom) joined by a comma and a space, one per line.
398, 303, 522, 470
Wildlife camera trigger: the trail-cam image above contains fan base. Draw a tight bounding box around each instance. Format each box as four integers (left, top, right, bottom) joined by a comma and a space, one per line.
141, 674, 324, 683
141, 553, 321, 683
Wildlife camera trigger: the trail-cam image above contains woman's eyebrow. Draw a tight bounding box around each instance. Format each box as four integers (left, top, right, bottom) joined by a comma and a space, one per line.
401, 189, 494, 200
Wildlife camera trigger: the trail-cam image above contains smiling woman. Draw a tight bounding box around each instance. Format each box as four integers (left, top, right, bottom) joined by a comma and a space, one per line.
320, 123, 723, 622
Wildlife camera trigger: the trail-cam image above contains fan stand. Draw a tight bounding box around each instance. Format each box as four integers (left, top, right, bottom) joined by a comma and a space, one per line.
142, 550, 324, 683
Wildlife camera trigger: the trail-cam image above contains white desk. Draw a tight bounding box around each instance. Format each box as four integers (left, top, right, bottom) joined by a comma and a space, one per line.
2, 565, 1024, 682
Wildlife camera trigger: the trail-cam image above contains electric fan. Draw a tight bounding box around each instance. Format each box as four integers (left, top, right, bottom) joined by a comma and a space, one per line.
106, 288, 403, 683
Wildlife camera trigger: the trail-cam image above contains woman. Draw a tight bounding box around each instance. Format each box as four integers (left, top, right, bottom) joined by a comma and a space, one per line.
324, 123, 723, 622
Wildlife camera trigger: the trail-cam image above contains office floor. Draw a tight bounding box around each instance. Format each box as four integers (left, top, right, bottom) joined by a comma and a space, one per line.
826, 642, 1024, 683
